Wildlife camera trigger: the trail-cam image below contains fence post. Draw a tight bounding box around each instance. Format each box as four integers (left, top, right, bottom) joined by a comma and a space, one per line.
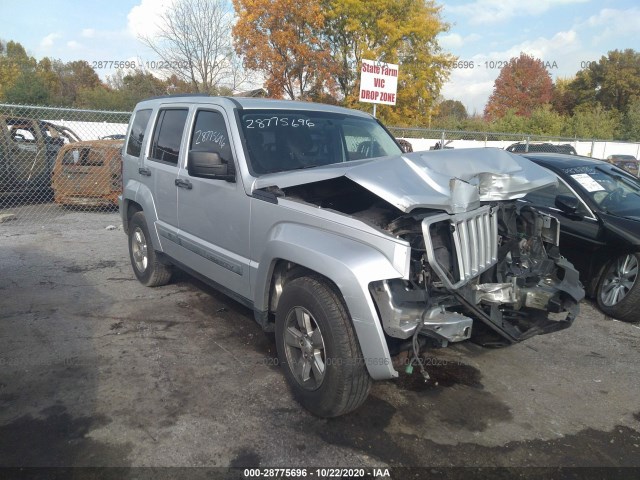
441, 130, 445, 148
525, 136, 530, 153
590, 139, 595, 158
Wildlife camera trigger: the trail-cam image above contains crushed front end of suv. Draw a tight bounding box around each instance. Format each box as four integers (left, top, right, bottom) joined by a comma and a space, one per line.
120, 97, 584, 417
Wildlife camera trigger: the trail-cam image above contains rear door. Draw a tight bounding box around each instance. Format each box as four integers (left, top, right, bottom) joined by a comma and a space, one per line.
139, 107, 189, 257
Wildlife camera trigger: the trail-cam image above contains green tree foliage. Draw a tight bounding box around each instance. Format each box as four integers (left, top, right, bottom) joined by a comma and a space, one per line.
484, 53, 553, 120
527, 105, 564, 136
0, 40, 38, 102
568, 49, 640, 114
0, 37, 198, 110
621, 97, 640, 141
437, 99, 467, 120
4, 70, 50, 105
489, 109, 529, 134
563, 104, 620, 139
76, 85, 129, 111
432, 99, 467, 128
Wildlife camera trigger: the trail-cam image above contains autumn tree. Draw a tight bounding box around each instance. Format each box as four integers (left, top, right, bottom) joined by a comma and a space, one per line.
551, 77, 576, 115
484, 53, 553, 120
141, 0, 247, 93
233, 0, 335, 100
567, 49, 640, 114
322, 0, 452, 125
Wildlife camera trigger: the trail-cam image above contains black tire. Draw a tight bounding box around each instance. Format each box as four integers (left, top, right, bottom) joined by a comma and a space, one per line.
128, 211, 172, 287
275, 276, 372, 417
596, 252, 640, 322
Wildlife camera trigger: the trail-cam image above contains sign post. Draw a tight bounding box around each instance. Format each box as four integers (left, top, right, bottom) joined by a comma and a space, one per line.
359, 59, 399, 117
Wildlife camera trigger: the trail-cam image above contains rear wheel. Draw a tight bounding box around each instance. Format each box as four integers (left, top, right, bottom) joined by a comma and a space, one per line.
128, 211, 172, 287
275, 276, 371, 417
596, 252, 640, 322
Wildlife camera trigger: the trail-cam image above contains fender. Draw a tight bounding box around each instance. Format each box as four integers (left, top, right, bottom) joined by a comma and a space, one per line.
254, 223, 411, 380
119, 179, 140, 234
122, 179, 163, 252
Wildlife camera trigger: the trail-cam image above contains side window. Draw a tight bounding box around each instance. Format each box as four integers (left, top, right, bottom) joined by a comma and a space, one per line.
149, 109, 188, 165
189, 110, 233, 163
8, 121, 37, 144
343, 123, 386, 160
523, 183, 560, 208
524, 180, 588, 215
126, 109, 152, 157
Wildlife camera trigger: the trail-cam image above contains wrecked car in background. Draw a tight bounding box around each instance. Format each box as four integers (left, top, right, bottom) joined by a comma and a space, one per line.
522, 153, 640, 322
120, 97, 584, 417
0, 116, 79, 201
52, 139, 123, 208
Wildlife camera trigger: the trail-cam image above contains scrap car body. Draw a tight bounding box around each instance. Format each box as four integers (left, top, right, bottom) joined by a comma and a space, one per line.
0, 116, 79, 200
52, 139, 123, 207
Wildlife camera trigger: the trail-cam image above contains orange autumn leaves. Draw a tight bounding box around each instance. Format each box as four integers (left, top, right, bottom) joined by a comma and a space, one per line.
232, 0, 453, 125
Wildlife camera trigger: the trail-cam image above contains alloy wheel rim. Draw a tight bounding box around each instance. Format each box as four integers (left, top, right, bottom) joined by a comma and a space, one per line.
132, 227, 148, 273
600, 254, 638, 307
283, 306, 326, 390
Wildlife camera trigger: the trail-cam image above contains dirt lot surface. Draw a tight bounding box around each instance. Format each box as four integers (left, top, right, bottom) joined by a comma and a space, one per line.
1, 208, 640, 473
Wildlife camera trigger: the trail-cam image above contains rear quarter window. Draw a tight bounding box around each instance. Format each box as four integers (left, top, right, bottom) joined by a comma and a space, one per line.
126, 109, 152, 157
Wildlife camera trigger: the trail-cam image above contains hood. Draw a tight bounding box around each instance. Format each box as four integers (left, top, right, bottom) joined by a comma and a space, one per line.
252, 148, 557, 214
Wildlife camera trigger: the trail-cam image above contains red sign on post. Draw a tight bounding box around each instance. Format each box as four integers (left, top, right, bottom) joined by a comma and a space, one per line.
359, 59, 399, 106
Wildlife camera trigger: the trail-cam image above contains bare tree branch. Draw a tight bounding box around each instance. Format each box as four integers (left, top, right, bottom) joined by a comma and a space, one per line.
139, 0, 249, 93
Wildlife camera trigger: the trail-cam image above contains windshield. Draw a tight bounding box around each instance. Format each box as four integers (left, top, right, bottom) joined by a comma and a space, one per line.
240, 109, 402, 175
563, 164, 640, 217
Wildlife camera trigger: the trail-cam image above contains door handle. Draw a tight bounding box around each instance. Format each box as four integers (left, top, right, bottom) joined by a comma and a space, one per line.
138, 167, 151, 176
175, 178, 193, 190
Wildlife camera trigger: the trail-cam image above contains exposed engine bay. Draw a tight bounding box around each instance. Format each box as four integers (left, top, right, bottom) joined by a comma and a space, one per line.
277, 176, 585, 350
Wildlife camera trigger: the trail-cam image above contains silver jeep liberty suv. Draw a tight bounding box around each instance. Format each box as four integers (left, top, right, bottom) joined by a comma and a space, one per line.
120, 96, 584, 417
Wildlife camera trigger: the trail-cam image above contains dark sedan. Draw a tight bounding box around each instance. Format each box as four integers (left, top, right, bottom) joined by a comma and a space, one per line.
520, 153, 640, 322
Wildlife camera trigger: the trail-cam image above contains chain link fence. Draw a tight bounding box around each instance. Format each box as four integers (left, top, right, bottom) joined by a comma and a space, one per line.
0, 104, 130, 225
388, 126, 640, 160
1, 103, 640, 226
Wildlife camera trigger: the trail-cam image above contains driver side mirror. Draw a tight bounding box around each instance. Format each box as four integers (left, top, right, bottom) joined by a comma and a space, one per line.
555, 194, 581, 218
187, 151, 235, 182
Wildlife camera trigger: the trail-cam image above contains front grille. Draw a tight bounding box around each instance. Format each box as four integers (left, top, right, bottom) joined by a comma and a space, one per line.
422, 206, 498, 289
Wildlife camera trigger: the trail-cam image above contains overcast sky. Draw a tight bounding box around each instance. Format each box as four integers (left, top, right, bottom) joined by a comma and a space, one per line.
1, 0, 639, 114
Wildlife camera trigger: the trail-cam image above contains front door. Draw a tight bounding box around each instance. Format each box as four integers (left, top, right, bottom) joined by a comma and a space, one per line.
176, 107, 251, 300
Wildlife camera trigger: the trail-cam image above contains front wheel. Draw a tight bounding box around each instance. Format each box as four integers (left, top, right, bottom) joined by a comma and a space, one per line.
275, 276, 371, 417
596, 252, 640, 322
128, 212, 172, 287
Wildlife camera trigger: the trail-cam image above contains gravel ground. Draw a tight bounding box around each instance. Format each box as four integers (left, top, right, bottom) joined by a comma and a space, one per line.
1, 207, 639, 474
